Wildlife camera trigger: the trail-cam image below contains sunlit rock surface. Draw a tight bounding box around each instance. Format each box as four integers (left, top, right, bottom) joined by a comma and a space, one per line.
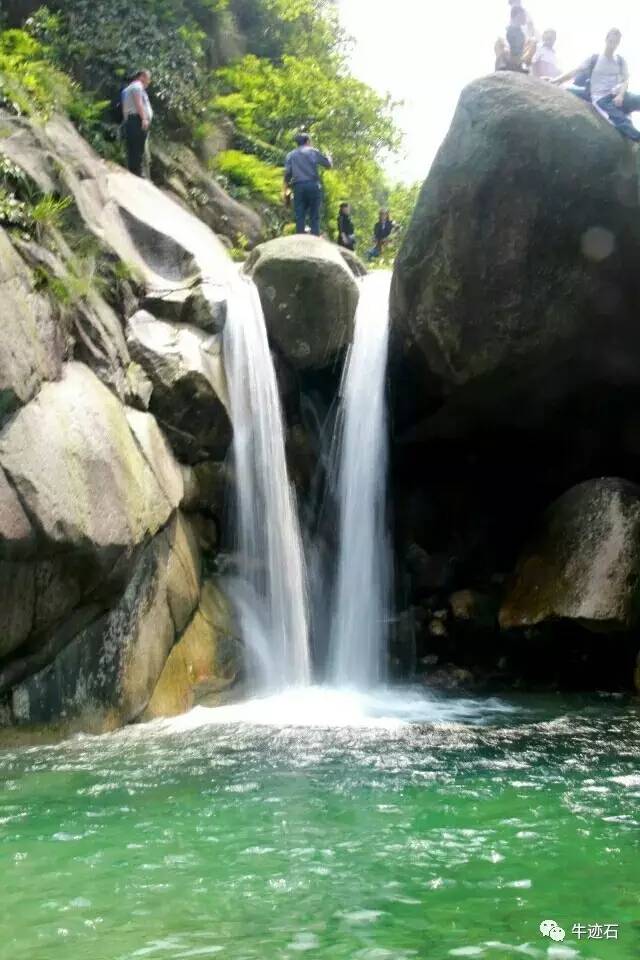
245, 235, 359, 370
501, 478, 640, 631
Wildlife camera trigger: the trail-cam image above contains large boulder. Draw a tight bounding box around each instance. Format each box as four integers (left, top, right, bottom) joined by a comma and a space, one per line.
245, 235, 359, 370
126, 311, 232, 464
390, 73, 640, 436
0, 362, 180, 560
0, 362, 185, 669
500, 478, 640, 631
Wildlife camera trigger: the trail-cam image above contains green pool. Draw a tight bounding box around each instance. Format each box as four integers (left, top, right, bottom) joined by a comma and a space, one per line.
1, 688, 639, 960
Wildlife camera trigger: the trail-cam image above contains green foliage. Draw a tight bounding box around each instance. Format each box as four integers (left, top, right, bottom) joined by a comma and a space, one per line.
215, 55, 399, 167
29, 3, 216, 127
213, 150, 282, 204
2, 0, 416, 262
228, 0, 344, 63
0, 151, 73, 238
34, 251, 103, 306
214, 50, 401, 237
0, 154, 32, 229
0, 28, 73, 116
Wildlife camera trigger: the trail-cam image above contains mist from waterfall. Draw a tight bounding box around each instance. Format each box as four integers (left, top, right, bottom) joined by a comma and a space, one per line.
328, 270, 393, 687
223, 276, 310, 690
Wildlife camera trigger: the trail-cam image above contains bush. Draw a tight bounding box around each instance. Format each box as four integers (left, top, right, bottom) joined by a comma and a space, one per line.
213, 150, 282, 204
0, 28, 73, 116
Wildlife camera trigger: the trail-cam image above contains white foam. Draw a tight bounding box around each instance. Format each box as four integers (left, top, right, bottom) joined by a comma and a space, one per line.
162, 685, 515, 733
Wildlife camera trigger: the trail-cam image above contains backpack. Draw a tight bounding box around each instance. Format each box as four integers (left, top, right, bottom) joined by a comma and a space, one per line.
574, 54, 625, 93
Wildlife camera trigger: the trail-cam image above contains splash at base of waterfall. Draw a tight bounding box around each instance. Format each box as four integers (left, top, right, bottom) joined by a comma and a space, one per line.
162, 685, 515, 733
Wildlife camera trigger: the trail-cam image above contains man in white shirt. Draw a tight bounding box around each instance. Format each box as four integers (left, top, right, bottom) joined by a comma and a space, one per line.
554, 29, 640, 142
121, 69, 153, 176
531, 30, 561, 80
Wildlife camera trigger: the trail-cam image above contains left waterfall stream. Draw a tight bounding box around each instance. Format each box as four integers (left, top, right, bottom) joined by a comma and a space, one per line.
222, 274, 311, 691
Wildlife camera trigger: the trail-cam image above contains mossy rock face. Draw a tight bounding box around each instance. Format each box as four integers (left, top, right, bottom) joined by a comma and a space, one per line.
390, 72, 640, 434
500, 478, 640, 631
245, 235, 359, 371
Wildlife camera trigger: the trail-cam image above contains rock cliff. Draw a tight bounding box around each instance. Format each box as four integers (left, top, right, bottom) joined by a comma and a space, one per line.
390, 74, 640, 691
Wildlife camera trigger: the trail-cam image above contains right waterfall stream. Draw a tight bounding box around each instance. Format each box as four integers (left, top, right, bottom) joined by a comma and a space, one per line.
328, 270, 393, 688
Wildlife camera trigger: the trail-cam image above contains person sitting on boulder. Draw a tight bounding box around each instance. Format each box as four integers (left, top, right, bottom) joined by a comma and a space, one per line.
531, 30, 561, 80
553, 29, 640, 142
283, 132, 332, 236
337, 202, 356, 251
367, 210, 395, 260
495, 6, 536, 73
121, 69, 153, 177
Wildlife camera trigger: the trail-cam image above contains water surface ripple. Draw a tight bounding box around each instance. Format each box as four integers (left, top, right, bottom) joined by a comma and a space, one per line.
1, 689, 639, 960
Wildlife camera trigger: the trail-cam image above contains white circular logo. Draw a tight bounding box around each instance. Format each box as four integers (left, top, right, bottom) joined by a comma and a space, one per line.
540, 920, 566, 942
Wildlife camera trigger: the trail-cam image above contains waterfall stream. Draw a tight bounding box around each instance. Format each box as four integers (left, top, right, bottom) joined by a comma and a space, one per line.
223, 276, 311, 691
328, 271, 393, 687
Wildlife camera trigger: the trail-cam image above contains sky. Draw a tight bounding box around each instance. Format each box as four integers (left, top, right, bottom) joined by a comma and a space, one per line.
336, 0, 640, 183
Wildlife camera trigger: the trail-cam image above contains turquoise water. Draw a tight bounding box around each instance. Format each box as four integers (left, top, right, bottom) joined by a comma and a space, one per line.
1, 688, 639, 960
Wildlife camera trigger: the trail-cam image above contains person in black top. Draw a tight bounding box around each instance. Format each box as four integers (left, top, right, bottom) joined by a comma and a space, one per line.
337, 202, 356, 250
368, 209, 395, 259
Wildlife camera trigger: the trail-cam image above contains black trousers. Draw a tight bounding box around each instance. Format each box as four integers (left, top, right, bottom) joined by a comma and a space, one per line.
124, 115, 148, 177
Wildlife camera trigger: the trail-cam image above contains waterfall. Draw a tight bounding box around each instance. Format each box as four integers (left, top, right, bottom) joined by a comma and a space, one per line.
223, 276, 311, 690
328, 271, 393, 688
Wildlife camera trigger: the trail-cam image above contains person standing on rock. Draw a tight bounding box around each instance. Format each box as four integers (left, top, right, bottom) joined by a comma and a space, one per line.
121, 69, 153, 177
337, 202, 356, 251
553, 29, 640, 143
508, 0, 536, 42
284, 132, 332, 236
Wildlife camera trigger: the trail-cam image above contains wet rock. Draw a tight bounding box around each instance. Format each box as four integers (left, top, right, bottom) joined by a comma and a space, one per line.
181, 460, 229, 514
245, 235, 359, 370
126, 311, 232, 464
165, 513, 201, 635
500, 478, 640, 631
338, 247, 368, 278
141, 580, 239, 720
405, 543, 456, 595
10, 534, 175, 730
450, 589, 497, 629
142, 282, 227, 334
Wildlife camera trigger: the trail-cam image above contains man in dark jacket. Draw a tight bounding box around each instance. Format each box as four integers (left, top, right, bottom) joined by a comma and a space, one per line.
337, 202, 355, 250
368, 209, 395, 259
284, 132, 332, 236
